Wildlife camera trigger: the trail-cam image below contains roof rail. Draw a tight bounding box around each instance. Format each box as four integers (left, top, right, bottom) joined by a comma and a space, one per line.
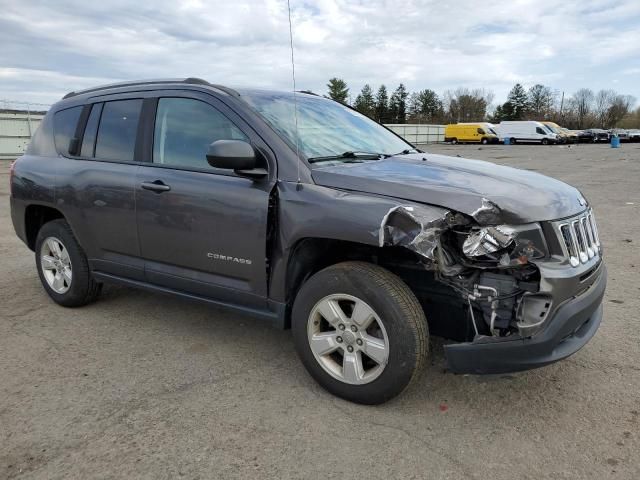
62, 78, 236, 100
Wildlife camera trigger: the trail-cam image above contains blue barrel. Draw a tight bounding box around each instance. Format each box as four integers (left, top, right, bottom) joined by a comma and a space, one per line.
611, 135, 620, 148
503, 137, 510, 145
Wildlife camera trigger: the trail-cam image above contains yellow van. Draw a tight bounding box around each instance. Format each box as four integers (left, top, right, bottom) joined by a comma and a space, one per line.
542, 121, 578, 144
445, 123, 499, 145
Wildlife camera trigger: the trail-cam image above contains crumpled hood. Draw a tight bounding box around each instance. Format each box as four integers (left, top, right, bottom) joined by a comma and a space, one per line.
311, 153, 587, 224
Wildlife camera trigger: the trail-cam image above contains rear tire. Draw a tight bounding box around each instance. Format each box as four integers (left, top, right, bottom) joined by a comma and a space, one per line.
35, 219, 102, 307
451, 138, 458, 145
292, 261, 428, 404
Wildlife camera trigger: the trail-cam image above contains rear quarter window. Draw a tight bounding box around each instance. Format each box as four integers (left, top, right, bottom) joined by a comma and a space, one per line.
95, 99, 142, 162
53, 106, 83, 155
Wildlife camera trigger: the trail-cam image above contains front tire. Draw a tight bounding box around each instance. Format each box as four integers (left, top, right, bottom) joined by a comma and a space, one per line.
481, 137, 489, 145
35, 219, 102, 307
542, 138, 549, 145
510, 137, 517, 145
292, 261, 428, 404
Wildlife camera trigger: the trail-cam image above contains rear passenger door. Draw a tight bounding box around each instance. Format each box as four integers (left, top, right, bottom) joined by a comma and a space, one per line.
55, 96, 146, 280
135, 92, 276, 308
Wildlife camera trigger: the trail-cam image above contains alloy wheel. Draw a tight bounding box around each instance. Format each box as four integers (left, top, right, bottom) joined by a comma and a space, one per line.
307, 294, 389, 385
40, 237, 72, 294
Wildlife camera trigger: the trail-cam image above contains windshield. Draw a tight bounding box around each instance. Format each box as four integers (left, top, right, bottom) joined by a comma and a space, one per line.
543, 124, 557, 133
238, 90, 411, 160
489, 128, 498, 135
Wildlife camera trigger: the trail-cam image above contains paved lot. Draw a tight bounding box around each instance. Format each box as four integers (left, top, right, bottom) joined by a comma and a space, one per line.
1, 143, 639, 479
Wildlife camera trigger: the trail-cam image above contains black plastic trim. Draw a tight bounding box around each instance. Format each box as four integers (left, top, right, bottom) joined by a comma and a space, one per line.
444, 264, 607, 374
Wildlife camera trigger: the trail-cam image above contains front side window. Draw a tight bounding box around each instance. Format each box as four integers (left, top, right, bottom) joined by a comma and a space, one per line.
536, 127, 546, 135
95, 99, 142, 161
477, 128, 485, 134
238, 90, 411, 160
53, 106, 82, 155
153, 98, 248, 169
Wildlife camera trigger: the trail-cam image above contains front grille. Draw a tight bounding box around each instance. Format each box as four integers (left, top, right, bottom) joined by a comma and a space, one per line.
557, 210, 601, 267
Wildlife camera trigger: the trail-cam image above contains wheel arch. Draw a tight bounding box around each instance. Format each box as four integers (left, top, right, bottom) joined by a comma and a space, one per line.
281, 237, 434, 329
24, 204, 66, 251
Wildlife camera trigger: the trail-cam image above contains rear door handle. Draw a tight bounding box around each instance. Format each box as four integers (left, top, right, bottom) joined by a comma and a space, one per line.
140, 180, 171, 193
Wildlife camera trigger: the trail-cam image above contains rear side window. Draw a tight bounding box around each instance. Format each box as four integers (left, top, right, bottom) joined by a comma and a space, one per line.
53, 106, 82, 155
95, 99, 142, 161
153, 97, 248, 169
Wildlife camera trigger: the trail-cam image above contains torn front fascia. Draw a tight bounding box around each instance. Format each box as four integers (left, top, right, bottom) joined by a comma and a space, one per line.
378, 205, 466, 261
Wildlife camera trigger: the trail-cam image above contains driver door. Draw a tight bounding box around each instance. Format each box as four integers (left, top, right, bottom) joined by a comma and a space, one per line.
134, 92, 275, 308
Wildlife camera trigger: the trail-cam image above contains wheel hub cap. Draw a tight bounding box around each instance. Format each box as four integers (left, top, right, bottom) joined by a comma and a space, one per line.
342, 331, 356, 345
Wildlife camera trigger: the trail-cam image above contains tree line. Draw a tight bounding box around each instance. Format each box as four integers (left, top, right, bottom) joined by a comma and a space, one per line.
325, 77, 639, 129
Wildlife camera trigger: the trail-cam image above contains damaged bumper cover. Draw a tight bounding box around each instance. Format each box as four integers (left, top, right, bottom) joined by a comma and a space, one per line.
445, 263, 606, 374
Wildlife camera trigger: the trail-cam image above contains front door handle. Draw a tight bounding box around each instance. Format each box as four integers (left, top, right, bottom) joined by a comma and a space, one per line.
141, 180, 171, 193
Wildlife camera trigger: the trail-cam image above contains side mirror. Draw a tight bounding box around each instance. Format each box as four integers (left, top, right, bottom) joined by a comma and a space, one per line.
206, 140, 256, 170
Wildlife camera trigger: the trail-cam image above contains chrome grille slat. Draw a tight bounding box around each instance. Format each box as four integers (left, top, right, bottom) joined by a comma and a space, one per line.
555, 209, 601, 267
581, 217, 594, 258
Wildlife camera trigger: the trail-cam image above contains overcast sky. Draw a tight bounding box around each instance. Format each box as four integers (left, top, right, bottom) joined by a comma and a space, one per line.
1, 0, 639, 108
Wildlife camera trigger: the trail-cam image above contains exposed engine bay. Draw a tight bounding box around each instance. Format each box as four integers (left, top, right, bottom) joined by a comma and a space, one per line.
378, 201, 551, 341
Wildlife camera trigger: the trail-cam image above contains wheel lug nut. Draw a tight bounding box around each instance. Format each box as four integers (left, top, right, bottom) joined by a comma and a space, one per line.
347, 346, 354, 353
356, 339, 363, 346
338, 324, 345, 330
336, 336, 343, 343
350, 325, 357, 332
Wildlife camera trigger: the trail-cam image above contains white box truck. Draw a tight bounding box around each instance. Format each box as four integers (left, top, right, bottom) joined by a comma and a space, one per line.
496, 121, 558, 145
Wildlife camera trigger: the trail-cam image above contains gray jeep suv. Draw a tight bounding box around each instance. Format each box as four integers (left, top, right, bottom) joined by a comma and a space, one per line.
10, 78, 606, 404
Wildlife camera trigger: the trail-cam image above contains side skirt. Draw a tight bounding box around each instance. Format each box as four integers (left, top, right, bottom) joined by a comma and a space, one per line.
93, 271, 287, 328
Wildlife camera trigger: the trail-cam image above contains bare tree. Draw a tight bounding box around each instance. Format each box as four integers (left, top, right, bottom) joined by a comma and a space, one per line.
528, 84, 555, 120
443, 88, 494, 123
607, 95, 636, 127
594, 90, 616, 127
572, 88, 594, 129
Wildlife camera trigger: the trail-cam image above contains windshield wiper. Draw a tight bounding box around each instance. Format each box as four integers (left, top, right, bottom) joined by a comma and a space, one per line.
308, 151, 385, 163
385, 148, 422, 157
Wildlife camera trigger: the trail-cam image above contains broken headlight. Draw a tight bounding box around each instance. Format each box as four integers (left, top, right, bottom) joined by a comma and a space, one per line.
462, 223, 548, 266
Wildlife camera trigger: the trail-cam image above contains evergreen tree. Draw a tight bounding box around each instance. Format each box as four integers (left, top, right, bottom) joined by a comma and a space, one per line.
503, 83, 530, 120
416, 89, 443, 122
353, 84, 376, 118
388, 84, 409, 123
375, 85, 389, 123
326, 78, 349, 104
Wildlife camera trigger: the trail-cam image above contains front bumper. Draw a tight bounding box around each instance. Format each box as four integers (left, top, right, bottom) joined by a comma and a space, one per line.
444, 264, 606, 374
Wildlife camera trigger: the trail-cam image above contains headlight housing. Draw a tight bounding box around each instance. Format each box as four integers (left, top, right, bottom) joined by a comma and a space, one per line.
462, 223, 548, 266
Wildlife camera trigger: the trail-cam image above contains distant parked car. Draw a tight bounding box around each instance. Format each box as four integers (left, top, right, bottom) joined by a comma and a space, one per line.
610, 129, 629, 142
627, 129, 640, 142
495, 121, 558, 145
578, 129, 610, 143
444, 123, 499, 144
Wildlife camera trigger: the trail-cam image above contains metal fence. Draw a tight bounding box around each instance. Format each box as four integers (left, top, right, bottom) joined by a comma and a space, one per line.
0, 100, 49, 160
384, 124, 445, 145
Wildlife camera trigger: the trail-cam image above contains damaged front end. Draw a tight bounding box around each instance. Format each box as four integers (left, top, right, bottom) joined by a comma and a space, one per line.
378, 199, 551, 341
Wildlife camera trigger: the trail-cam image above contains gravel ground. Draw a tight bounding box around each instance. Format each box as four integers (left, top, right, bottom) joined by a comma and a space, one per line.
1, 143, 639, 479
